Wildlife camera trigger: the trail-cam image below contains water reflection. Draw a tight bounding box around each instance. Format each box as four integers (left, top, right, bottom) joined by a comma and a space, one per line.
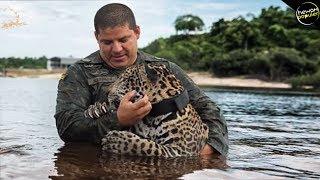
50, 143, 227, 179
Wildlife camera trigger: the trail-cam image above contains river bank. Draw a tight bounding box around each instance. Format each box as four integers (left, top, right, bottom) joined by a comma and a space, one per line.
188, 72, 291, 89
2, 68, 319, 95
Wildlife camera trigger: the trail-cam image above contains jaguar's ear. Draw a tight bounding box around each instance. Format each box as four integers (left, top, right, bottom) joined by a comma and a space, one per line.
145, 65, 158, 84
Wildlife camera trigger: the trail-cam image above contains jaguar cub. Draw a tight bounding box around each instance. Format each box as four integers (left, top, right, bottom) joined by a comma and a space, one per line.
102, 63, 208, 157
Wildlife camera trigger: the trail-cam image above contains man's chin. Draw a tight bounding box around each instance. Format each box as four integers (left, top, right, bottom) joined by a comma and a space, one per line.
110, 61, 129, 69
103, 56, 135, 69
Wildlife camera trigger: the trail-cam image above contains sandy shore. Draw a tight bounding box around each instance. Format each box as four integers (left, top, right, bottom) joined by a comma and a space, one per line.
2, 69, 65, 78
1, 69, 292, 89
188, 72, 291, 89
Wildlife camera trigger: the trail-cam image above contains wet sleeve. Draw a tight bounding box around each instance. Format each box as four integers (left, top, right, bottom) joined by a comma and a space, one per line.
54, 64, 119, 144
168, 62, 229, 156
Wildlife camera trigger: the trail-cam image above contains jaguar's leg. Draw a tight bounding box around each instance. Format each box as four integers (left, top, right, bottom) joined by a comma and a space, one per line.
101, 130, 183, 157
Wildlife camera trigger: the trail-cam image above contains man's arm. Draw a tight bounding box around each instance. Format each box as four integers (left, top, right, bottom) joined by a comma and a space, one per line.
55, 64, 119, 144
169, 62, 229, 156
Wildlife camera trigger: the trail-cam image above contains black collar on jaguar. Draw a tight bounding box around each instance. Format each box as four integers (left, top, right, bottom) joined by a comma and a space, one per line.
144, 63, 190, 117
149, 89, 189, 117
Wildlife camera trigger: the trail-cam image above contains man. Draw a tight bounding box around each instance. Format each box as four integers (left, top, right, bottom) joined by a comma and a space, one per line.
55, 3, 228, 156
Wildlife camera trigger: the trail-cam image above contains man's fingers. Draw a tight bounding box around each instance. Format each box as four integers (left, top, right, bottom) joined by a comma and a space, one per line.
117, 91, 151, 126
133, 95, 149, 109
136, 102, 152, 117
122, 90, 136, 102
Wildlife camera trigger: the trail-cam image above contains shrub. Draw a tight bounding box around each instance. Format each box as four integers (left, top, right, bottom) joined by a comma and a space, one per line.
211, 49, 254, 76
268, 48, 316, 80
290, 70, 320, 89
247, 52, 271, 76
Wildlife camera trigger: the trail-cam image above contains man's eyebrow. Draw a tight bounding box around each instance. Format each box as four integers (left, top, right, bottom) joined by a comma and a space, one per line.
100, 35, 131, 42
99, 40, 112, 45
119, 35, 131, 39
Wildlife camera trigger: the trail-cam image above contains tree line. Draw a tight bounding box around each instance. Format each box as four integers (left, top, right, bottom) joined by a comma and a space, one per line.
0, 56, 47, 69
142, 6, 320, 89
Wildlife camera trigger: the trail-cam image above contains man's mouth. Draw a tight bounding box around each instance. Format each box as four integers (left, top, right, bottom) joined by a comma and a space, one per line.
112, 54, 126, 61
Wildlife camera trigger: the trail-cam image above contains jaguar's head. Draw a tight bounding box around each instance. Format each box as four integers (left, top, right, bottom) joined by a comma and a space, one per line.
108, 63, 184, 109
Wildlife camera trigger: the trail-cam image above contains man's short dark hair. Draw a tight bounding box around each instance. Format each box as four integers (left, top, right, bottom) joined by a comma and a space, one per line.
94, 3, 136, 34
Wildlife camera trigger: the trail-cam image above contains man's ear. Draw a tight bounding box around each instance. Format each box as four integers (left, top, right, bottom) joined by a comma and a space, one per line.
94, 31, 99, 41
134, 25, 141, 39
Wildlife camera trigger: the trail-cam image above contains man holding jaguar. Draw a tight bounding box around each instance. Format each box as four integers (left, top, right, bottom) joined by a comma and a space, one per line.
55, 3, 228, 157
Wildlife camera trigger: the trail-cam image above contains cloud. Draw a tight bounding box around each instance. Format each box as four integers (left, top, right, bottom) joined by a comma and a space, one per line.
191, 2, 239, 11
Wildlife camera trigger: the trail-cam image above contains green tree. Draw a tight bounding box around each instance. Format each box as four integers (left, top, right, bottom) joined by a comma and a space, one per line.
267, 24, 290, 47
221, 16, 262, 51
255, 6, 301, 48
210, 18, 228, 36
257, 6, 298, 32
174, 14, 204, 35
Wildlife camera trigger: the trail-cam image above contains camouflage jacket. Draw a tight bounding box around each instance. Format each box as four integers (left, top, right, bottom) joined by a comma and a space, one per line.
55, 50, 229, 156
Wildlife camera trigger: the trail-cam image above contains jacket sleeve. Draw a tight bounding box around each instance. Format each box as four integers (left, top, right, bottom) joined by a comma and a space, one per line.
168, 62, 229, 156
54, 64, 119, 144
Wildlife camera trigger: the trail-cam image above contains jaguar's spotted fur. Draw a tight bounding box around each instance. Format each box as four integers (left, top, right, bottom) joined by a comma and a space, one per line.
101, 63, 208, 157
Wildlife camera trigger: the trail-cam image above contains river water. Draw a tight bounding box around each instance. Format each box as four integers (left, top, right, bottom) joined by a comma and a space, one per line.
0, 78, 319, 179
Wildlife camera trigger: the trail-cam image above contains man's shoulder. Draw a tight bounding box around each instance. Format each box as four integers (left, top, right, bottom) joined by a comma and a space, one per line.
139, 51, 181, 71
139, 51, 169, 63
75, 50, 102, 65
65, 51, 102, 76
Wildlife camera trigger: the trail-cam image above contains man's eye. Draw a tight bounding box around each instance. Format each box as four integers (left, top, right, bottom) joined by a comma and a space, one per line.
120, 38, 128, 43
102, 41, 112, 45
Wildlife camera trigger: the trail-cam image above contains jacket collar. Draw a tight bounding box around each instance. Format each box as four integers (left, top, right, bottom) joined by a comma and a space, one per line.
85, 50, 145, 66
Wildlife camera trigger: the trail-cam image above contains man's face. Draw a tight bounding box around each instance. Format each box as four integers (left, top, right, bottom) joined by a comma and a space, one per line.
95, 24, 140, 69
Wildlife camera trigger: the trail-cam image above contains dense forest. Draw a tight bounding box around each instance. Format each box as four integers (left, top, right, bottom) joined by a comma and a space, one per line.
142, 6, 320, 89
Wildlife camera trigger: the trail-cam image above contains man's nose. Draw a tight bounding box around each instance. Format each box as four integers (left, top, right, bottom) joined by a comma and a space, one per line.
112, 41, 123, 53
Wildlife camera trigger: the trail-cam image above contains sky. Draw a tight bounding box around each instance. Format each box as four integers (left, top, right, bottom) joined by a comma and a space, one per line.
0, 0, 288, 58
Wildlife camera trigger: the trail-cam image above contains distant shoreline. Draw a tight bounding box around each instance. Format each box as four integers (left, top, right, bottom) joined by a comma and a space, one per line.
2, 68, 319, 95
1, 68, 65, 78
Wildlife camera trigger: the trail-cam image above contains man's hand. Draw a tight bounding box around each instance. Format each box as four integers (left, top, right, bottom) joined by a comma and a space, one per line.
200, 144, 215, 155
117, 91, 152, 126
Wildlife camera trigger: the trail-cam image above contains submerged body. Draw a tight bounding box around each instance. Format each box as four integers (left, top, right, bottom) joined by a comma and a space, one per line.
102, 63, 209, 157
